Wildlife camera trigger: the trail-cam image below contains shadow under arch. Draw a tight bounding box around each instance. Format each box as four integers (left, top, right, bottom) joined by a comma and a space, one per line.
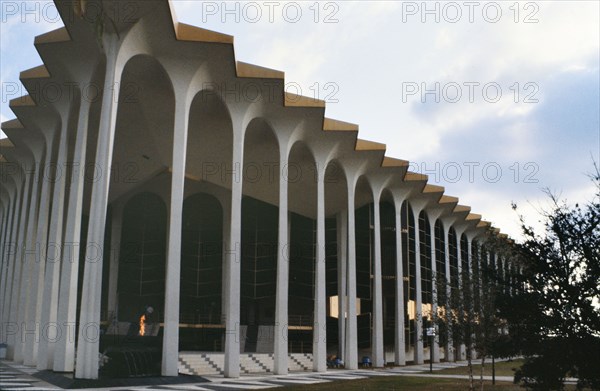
378, 188, 400, 362
110, 54, 175, 202
179, 192, 224, 351
322, 159, 348, 359
286, 140, 321, 354
417, 209, 434, 355
186, 90, 234, 190
402, 201, 417, 357
433, 218, 449, 360
353, 176, 375, 356
236, 117, 280, 353
447, 225, 460, 361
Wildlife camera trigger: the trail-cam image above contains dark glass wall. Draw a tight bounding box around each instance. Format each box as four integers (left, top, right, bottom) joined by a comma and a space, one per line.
117, 192, 167, 322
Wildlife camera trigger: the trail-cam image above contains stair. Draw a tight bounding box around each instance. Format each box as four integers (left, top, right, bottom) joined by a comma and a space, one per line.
179, 352, 224, 376
178, 352, 314, 375
289, 353, 313, 371
239, 353, 273, 374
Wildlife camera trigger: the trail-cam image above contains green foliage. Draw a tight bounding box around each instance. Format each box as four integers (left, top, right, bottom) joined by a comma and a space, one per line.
502, 165, 600, 390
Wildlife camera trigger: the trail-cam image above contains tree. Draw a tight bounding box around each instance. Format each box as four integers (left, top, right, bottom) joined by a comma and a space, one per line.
434, 240, 508, 391
472, 236, 512, 391
500, 166, 600, 390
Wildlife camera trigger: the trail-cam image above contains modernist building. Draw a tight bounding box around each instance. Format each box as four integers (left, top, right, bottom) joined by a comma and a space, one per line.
0, 0, 514, 380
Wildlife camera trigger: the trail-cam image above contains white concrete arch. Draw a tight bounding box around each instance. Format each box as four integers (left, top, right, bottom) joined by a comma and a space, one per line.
75, 17, 161, 377
186, 89, 234, 189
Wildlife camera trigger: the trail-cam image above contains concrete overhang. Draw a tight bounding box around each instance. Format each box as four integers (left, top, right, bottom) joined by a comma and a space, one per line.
2, 119, 45, 160
425, 193, 459, 220
33, 26, 70, 46
450, 204, 474, 231
284, 92, 326, 108
8, 98, 59, 151
0, 139, 14, 148
236, 61, 284, 80
323, 118, 359, 133
477, 220, 492, 229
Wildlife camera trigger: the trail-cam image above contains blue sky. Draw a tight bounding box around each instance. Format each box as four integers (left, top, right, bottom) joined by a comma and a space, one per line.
1, 1, 599, 240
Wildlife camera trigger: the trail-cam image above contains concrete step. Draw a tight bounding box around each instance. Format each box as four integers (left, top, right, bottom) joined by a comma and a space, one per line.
179, 352, 314, 375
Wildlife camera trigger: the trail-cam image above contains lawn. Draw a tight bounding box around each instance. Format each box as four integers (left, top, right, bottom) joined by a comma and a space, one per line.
282, 374, 580, 390
282, 376, 524, 390
433, 359, 524, 377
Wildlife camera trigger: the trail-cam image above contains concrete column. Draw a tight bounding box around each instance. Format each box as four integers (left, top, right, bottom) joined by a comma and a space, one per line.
0, 185, 19, 330
455, 232, 466, 361
38, 118, 69, 370
495, 253, 499, 275
5, 177, 26, 326
54, 97, 91, 373
372, 201, 384, 367
501, 257, 507, 294
24, 145, 54, 367
221, 198, 231, 328
14, 159, 42, 363
0, 194, 14, 310
442, 224, 454, 362
313, 167, 327, 372
467, 237, 474, 294
162, 99, 190, 376
345, 184, 358, 370
0, 199, 7, 264
7, 169, 33, 359
466, 236, 475, 361
411, 205, 424, 365
2, 186, 22, 350
0, 197, 9, 261
484, 250, 491, 297
337, 211, 347, 362
509, 260, 514, 296
393, 204, 406, 365
0, 197, 6, 317
478, 244, 484, 313
0, 198, 8, 301
519, 265, 523, 292
428, 215, 440, 363
0, 195, 13, 329
224, 129, 244, 378
76, 38, 121, 379
107, 204, 123, 322
274, 149, 289, 375
0, 198, 6, 309
12, 161, 35, 365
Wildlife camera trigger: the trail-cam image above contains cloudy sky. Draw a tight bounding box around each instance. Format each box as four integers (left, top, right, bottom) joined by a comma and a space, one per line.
1, 1, 598, 240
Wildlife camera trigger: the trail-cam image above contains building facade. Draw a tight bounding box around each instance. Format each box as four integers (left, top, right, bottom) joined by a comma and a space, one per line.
0, 0, 514, 380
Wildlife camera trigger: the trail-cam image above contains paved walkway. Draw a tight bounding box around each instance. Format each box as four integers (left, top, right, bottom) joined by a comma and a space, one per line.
0, 359, 513, 390
0, 362, 60, 390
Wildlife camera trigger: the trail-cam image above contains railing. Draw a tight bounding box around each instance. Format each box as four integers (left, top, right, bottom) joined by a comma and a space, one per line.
288, 314, 314, 327
384, 318, 396, 329
179, 313, 225, 325
288, 340, 312, 353
104, 310, 225, 327
105, 312, 316, 328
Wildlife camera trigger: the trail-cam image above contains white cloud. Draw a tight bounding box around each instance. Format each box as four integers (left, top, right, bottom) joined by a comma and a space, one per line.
1, 0, 597, 241
0, 113, 7, 139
